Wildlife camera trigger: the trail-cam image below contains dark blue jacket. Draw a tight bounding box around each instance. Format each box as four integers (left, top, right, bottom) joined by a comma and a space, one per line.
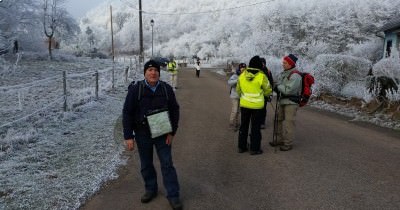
122, 80, 179, 139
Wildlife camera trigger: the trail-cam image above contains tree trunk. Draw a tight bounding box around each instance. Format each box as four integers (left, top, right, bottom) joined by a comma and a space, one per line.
48, 37, 52, 60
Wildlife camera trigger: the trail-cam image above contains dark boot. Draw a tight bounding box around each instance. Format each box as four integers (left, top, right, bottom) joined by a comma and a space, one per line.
250, 149, 263, 155
140, 192, 157, 203
168, 198, 183, 210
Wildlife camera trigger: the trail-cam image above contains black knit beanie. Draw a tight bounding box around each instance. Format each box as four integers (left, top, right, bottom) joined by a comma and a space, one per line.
144, 60, 160, 74
248, 56, 263, 70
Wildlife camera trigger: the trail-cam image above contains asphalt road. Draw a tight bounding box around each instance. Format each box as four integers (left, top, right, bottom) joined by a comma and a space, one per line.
80, 68, 400, 210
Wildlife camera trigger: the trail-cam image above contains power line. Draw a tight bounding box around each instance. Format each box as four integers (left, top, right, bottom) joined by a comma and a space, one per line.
125, 0, 274, 16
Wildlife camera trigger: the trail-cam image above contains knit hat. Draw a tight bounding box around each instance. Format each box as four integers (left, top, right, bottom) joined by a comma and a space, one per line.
238, 63, 246, 69
236, 63, 246, 75
283, 54, 298, 67
248, 56, 263, 70
144, 60, 160, 74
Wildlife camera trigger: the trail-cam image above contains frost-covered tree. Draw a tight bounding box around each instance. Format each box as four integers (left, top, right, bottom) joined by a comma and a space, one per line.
42, 0, 58, 59
54, 8, 80, 46
74, 0, 400, 62
42, 0, 79, 59
85, 26, 95, 49
0, 0, 42, 52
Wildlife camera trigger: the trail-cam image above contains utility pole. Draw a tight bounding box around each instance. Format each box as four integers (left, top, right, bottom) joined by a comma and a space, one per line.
151, 19, 154, 58
110, 5, 115, 62
110, 5, 115, 89
139, 0, 144, 63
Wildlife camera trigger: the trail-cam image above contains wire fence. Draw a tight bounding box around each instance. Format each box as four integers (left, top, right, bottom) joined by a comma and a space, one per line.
0, 61, 138, 130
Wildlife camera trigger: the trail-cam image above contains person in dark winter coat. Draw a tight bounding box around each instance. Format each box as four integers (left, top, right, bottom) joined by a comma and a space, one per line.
122, 60, 183, 210
195, 60, 201, 78
260, 57, 274, 129
13, 40, 19, 53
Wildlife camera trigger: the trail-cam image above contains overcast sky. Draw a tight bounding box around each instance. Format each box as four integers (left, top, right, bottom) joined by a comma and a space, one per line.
64, 0, 107, 19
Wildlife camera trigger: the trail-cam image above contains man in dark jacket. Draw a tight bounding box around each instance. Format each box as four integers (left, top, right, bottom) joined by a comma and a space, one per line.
122, 60, 182, 210
260, 57, 274, 129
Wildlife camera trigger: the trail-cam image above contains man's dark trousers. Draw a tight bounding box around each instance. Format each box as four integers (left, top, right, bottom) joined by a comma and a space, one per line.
135, 132, 180, 199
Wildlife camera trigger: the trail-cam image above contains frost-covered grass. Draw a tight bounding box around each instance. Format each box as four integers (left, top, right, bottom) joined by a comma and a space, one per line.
0, 53, 143, 210
0, 99, 125, 209
310, 100, 400, 130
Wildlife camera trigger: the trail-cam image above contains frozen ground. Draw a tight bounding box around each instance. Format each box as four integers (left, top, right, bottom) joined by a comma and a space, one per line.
0, 56, 399, 210
0, 54, 149, 210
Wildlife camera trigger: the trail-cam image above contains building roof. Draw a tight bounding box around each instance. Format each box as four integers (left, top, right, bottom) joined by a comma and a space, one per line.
381, 17, 400, 32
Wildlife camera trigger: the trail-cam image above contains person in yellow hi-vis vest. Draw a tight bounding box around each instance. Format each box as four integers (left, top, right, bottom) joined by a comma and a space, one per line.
167, 58, 178, 90
236, 55, 272, 155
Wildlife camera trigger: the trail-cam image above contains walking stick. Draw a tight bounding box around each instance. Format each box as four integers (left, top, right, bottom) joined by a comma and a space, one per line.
272, 93, 280, 153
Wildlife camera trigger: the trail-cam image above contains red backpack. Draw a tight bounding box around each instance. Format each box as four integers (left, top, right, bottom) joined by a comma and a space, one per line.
288, 70, 315, 107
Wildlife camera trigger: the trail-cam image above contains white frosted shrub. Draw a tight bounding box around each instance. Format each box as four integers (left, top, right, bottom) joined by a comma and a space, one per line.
304, 41, 332, 60
371, 55, 400, 101
372, 54, 400, 78
313, 54, 372, 96
341, 81, 374, 102
346, 38, 383, 63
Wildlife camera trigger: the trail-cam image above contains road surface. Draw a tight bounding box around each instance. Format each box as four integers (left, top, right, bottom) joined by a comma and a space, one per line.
80, 67, 400, 210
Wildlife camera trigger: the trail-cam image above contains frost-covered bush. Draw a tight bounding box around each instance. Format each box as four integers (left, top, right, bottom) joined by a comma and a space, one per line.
303, 41, 332, 60
346, 38, 383, 63
370, 55, 400, 101
313, 54, 372, 96
372, 54, 400, 78
341, 80, 374, 102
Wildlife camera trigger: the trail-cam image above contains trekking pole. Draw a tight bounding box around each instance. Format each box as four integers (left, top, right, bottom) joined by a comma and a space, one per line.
272, 93, 280, 153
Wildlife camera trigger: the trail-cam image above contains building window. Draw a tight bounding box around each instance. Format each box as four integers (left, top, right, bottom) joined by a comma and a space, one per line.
386, 40, 392, 57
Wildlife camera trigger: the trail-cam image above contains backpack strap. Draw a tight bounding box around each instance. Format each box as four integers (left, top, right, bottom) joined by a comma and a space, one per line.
137, 80, 169, 102
288, 70, 301, 80
137, 80, 144, 101
160, 81, 169, 102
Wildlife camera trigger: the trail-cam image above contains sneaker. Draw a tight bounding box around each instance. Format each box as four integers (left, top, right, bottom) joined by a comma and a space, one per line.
250, 150, 263, 155
269, 141, 284, 147
140, 192, 157, 203
280, 145, 293, 151
168, 198, 183, 210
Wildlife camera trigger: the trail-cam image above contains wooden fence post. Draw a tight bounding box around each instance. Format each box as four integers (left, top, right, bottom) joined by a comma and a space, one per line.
112, 64, 115, 89
18, 91, 22, 110
125, 66, 129, 83
63, 71, 67, 112
95, 71, 99, 100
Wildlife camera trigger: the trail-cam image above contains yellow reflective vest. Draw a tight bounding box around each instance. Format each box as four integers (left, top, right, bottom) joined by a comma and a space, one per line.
167, 61, 177, 74
236, 68, 272, 109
